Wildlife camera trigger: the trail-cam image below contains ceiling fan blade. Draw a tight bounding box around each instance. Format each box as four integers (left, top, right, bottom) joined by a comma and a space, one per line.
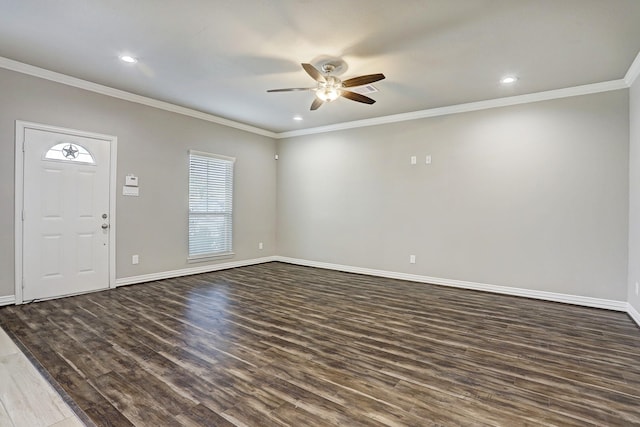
267, 87, 314, 92
302, 63, 326, 83
310, 97, 324, 110
340, 90, 376, 105
342, 73, 386, 88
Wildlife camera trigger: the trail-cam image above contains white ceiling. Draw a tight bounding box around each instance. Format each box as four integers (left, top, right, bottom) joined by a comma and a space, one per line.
1, 0, 639, 134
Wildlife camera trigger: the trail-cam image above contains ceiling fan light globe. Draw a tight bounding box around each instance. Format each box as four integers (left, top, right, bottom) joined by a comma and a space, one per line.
316, 87, 340, 102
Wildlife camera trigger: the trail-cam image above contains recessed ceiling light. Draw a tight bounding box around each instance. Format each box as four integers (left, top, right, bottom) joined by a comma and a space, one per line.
500, 76, 518, 84
293, 115, 303, 121
119, 55, 138, 64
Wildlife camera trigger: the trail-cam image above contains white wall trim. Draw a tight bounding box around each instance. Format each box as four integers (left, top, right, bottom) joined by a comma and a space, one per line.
14, 121, 118, 304
276, 80, 628, 138
628, 303, 640, 328
0, 56, 277, 139
275, 257, 628, 312
115, 256, 278, 287
0, 296, 15, 306
624, 51, 640, 87
1, 56, 634, 140
6, 256, 635, 315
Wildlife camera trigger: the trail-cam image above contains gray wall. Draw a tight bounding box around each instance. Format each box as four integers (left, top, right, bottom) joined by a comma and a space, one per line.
0, 68, 277, 298
0, 65, 632, 305
277, 91, 630, 300
629, 78, 640, 311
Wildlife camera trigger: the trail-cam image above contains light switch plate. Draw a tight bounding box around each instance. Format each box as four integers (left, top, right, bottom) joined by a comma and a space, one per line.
123, 186, 139, 196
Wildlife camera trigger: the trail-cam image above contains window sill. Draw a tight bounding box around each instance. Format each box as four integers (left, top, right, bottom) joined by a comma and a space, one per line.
187, 252, 235, 263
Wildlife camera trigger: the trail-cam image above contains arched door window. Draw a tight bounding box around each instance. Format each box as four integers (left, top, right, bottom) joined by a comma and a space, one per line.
44, 142, 96, 164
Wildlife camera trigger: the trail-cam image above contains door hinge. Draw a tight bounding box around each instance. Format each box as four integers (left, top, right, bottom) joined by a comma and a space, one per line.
22, 210, 25, 221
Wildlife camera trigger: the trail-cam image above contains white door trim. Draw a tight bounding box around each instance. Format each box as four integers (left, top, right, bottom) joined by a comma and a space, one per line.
14, 121, 117, 304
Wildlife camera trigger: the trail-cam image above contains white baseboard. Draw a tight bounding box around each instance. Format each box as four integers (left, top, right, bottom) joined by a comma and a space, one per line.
0, 295, 16, 306
8, 256, 637, 320
628, 303, 640, 328
115, 256, 278, 287
274, 256, 628, 312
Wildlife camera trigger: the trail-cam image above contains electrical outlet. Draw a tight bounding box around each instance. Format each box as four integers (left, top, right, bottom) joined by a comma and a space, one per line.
426, 155, 432, 164
409, 255, 416, 264
132, 254, 139, 265
259, 242, 263, 250
636, 282, 639, 295
410, 156, 417, 165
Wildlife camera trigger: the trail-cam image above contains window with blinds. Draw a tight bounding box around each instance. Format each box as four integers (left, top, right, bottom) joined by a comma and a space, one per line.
188, 151, 235, 260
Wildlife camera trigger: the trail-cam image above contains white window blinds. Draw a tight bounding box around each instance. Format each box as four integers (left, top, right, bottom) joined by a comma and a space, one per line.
188, 151, 235, 259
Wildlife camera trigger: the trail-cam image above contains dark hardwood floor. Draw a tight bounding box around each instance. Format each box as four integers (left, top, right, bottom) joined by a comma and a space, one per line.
1, 262, 640, 426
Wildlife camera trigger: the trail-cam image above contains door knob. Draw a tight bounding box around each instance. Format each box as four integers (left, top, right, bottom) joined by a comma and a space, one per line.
101, 223, 109, 229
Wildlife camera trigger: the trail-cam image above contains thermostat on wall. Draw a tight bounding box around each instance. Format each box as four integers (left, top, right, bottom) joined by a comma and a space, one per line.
125, 174, 139, 187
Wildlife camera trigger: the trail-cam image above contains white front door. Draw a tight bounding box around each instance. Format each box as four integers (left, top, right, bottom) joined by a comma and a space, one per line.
21, 125, 112, 301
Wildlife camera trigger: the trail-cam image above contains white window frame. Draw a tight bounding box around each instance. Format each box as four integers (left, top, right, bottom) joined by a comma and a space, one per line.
188, 150, 235, 261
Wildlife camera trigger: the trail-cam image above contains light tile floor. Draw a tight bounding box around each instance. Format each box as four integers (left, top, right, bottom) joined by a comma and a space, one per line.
0, 327, 84, 427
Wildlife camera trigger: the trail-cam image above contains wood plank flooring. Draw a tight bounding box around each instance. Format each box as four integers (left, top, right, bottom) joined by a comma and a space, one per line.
1, 262, 640, 426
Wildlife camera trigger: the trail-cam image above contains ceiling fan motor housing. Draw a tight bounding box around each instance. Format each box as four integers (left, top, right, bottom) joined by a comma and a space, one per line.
317, 58, 347, 75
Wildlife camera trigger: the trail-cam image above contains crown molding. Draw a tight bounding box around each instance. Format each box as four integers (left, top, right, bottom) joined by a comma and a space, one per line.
275, 79, 628, 139
0, 56, 277, 139
1, 55, 635, 140
625, 50, 640, 87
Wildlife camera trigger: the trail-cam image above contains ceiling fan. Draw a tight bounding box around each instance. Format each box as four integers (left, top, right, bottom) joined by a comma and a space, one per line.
267, 62, 385, 110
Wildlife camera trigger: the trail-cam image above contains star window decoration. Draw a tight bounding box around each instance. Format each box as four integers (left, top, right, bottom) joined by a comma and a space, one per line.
62, 144, 79, 159
44, 142, 95, 164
